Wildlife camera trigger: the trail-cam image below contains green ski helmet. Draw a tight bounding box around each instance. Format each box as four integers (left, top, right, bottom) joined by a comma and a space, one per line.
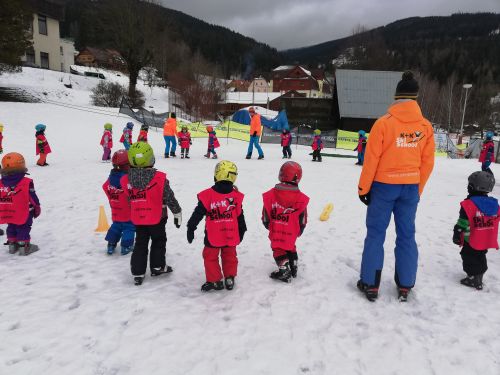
104, 123, 113, 131
128, 142, 155, 167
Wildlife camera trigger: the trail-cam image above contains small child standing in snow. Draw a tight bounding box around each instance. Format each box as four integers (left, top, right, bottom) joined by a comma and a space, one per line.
453, 171, 499, 290
204, 126, 219, 159
120, 122, 134, 150
262, 161, 309, 282
281, 129, 292, 159
312, 129, 323, 162
100, 123, 113, 162
137, 125, 149, 143
478, 131, 495, 175
355, 130, 367, 165
102, 150, 135, 256
0, 123, 4, 154
178, 125, 192, 159
187, 160, 247, 291
0, 152, 41, 255
122, 142, 182, 285
35, 124, 51, 166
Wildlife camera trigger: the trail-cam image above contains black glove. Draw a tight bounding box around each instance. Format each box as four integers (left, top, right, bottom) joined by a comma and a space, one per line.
253, 132, 257, 137
453, 225, 464, 246
359, 193, 370, 206
187, 229, 194, 244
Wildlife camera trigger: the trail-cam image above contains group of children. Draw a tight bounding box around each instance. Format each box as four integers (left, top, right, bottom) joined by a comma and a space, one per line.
101, 141, 309, 289
100, 122, 149, 162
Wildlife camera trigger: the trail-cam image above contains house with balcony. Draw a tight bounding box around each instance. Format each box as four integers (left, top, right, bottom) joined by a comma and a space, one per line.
23, 0, 75, 72
271, 65, 332, 98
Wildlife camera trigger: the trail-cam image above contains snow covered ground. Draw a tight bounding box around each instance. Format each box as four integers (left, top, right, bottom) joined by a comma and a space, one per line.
1, 102, 500, 375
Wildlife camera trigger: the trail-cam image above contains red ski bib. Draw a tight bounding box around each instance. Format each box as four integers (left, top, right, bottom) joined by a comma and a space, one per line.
479, 141, 495, 163
121, 171, 166, 225
262, 188, 309, 250
103, 180, 131, 222
198, 188, 244, 247
461, 199, 500, 250
0, 177, 31, 225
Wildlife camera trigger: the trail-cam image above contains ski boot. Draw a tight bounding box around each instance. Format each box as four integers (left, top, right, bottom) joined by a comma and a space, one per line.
270, 263, 292, 283
107, 243, 116, 255
357, 280, 378, 302
18, 242, 39, 256
120, 245, 133, 255
289, 259, 298, 278
246, 154, 251, 160
8, 241, 19, 254
212, 154, 218, 159
397, 287, 411, 302
224, 276, 235, 290
204, 153, 210, 158
258, 155, 264, 160
164, 154, 169, 158
151, 265, 173, 277
181, 154, 185, 159
460, 274, 483, 290
134, 275, 145, 286
170, 151, 176, 158
201, 280, 224, 292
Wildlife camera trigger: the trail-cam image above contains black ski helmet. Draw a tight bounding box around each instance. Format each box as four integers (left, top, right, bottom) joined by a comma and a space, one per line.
467, 171, 495, 193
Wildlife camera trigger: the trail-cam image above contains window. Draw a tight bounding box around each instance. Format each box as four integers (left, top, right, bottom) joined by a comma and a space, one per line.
40, 52, 49, 69
26, 47, 35, 65
38, 15, 47, 35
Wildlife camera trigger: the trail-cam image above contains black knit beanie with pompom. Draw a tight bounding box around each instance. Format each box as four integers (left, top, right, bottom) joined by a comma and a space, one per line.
394, 71, 419, 100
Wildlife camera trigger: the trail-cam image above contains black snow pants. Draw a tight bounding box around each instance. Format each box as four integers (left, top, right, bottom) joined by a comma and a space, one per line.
131, 217, 168, 276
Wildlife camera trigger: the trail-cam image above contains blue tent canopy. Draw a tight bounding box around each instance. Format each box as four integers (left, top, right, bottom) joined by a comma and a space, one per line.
232, 109, 289, 131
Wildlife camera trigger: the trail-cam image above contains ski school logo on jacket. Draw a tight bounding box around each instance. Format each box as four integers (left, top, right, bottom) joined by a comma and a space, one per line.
396, 131, 424, 148
473, 211, 496, 228
270, 202, 296, 223
208, 198, 237, 220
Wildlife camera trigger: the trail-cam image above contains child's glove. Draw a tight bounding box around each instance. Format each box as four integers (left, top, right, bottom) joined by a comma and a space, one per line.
359, 193, 370, 206
453, 225, 464, 246
33, 205, 41, 218
173, 212, 182, 228
189, 140, 192, 145
187, 228, 194, 244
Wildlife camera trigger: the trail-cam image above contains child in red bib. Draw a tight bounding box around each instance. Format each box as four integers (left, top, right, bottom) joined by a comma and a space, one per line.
453, 171, 499, 290
100, 123, 113, 162
187, 160, 247, 292
204, 126, 219, 159
122, 142, 182, 286
102, 150, 135, 256
262, 161, 309, 282
35, 124, 51, 166
137, 125, 148, 143
178, 125, 192, 159
0, 153, 41, 255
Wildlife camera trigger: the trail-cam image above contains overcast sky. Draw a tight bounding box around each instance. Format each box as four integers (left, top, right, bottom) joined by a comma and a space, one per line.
159, 0, 500, 50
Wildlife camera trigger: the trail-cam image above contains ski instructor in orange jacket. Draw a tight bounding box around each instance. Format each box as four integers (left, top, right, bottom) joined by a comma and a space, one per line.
357, 71, 435, 302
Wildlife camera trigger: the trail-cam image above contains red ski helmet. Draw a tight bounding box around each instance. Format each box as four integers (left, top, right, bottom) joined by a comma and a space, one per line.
112, 149, 130, 170
278, 161, 302, 184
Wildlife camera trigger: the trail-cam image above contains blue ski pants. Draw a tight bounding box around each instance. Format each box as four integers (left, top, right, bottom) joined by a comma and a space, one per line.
164, 136, 177, 155
106, 221, 136, 248
360, 182, 420, 288
247, 135, 264, 157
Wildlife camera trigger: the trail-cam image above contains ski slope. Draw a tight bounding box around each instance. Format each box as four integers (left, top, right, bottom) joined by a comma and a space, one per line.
0, 102, 500, 375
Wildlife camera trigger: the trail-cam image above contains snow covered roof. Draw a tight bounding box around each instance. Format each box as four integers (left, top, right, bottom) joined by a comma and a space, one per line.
224, 91, 281, 105
335, 69, 402, 119
273, 65, 295, 71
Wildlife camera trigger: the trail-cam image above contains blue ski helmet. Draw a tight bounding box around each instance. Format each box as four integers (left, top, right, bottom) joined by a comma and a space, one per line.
486, 131, 494, 140
126, 122, 134, 129
359, 130, 366, 136
35, 124, 46, 132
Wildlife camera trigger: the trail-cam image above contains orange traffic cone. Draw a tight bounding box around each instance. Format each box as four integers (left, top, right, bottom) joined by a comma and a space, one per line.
95, 205, 110, 232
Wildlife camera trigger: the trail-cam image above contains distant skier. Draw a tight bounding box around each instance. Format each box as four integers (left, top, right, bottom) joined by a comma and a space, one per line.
311, 129, 323, 162
0, 153, 41, 255
478, 131, 495, 175
204, 125, 219, 159
35, 123, 51, 166
453, 171, 499, 291
281, 128, 292, 159
178, 125, 192, 159
355, 130, 367, 165
102, 150, 135, 256
137, 125, 149, 143
262, 161, 309, 283
122, 142, 182, 285
100, 123, 113, 162
187, 160, 247, 291
120, 122, 134, 150
246, 107, 264, 160
163, 112, 178, 158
